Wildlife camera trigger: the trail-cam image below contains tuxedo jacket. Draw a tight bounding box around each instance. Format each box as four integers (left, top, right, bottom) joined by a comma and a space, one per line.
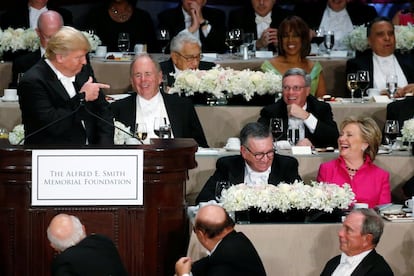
158, 5, 226, 53
258, 96, 339, 148
160, 58, 216, 87
18, 59, 114, 145
320, 249, 394, 276
110, 92, 209, 148
192, 230, 266, 276
386, 96, 414, 136
10, 50, 41, 88
0, 4, 72, 29
294, 1, 377, 30
346, 50, 414, 97
51, 234, 127, 276
196, 154, 301, 204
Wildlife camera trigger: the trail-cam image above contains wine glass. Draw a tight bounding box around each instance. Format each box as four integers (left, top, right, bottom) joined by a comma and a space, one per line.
157, 28, 170, 55
311, 28, 324, 56
153, 117, 171, 139
117, 32, 130, 53
386, 74, 398, 100
215, 180, 231, 202
384, 120, 399, 149
135, 123, 148, 142
243, 32, 254, 51
324, 30, 334, 56
232, 28, 243, 53
225, 30, 237, 54
347, 73, 358, 103
357, 70, 370, 103
270, 118, 283, 144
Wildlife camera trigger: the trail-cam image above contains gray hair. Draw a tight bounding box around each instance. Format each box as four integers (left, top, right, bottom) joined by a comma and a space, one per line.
283, 68, 311, 87
47, 215, 85, 252
129, 53, 162, 77
240, 122, 272, 146
170, 31, 201, 53
352, 208, 384, 246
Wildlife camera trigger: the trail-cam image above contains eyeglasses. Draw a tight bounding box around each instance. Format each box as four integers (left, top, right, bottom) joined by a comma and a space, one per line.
175, 52, 202, 62
244, 146, 275, 160
282, 85, 306, 92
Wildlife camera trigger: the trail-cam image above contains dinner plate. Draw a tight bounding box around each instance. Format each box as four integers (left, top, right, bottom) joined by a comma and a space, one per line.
0, 96, 19, 102
105, 94, 131, 102
103, 52, 134, 62
382, 214, 414, 222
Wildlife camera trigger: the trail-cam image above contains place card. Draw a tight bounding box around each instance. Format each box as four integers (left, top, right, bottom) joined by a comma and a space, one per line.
373, 95, 392, 103
291, 146, 312, 155
255, 51, 274, 58
202, 53, 218, 61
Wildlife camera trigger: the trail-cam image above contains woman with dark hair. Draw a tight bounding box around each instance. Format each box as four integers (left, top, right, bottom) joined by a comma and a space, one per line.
86, 0, 157, 52
260, 16, 326, 98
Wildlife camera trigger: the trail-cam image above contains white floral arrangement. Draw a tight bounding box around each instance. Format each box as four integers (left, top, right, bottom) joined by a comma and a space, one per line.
401, 118, 414, 142
169, 66, 282, 101
221, 180, 355, 213
114, 121, 132, 145
344, 25, 414, 52
81, 31, 102, 51
8, 124, 25, 145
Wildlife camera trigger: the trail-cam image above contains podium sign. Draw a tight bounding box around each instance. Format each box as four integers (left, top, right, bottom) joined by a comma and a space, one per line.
31, 149, 143, 206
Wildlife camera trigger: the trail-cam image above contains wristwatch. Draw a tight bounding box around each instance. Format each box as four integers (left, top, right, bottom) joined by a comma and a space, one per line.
200, 20, 209, 27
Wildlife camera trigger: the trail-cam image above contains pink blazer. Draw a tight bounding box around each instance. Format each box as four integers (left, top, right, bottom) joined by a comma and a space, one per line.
317, 156, 391, 208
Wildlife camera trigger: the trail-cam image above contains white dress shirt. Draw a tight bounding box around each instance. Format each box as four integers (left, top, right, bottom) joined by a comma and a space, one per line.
319, 6, 353, 50
29, 6, 48, 29
45, 59, 76, 98
244, 163, 271, 186
255, 12, 272, 40
372, 53, 408, 90
288, 103, 317, 142
332, 250, 372, 276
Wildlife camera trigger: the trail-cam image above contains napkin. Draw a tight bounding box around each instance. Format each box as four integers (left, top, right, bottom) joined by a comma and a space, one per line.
276, 140, 291, 150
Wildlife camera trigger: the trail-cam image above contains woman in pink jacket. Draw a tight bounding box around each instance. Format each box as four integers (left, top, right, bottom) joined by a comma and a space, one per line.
317, 116, 391, 208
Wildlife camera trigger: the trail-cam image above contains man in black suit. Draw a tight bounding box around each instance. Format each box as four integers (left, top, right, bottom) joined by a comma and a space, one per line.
18, 26, 114, 145
0, 0, 72, 30
10, 10, 63, 88
47, 213, 127, 276
158, 0, 226, 53
258, 68, 339, 148
386, 96, 414, 137
346, 17, 414, 98
196, 122, 300, 204
294, 0, 377, 50
110, 53, 209, 147
160, 31, 215, 88
175, 204, 266, 276
228, 0, 292, 51
321, 208, 394, 276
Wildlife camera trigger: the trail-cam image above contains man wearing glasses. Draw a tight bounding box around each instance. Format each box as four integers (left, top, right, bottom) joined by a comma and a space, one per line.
160, 32, 215, 88
258, 67, 339, 148
196, 122, 300, 204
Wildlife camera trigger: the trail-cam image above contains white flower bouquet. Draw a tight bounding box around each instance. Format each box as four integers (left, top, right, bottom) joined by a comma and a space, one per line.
169, 66, 282, 101
344, 25, 414, 52
81, 31, 102, 51
401, 118, 414, 142
221, 180, 355, 213
114, 121, 132, 145
0, 28, 39, 55
8, 124, 25, 145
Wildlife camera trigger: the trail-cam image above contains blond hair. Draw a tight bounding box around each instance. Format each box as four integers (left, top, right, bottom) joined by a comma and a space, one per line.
45, 26, 91, 60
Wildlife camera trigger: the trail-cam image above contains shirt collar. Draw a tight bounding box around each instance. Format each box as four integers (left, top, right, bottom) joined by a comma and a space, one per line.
340, 249, 372, 266
45, 59, 76, 82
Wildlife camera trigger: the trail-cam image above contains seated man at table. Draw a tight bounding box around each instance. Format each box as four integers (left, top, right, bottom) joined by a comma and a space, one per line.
157, 0, 226, 53
320, 208, 394, 276
18, 26, 114, 145
346, 17, 414, 98
160, 32, 215, 88
196, 122, 300, 204
175, 204, 266, 276
258, 67, 339, 148
110, 53, 209, 147
47, 213, 127, 275
385, 93, 414, 137
228, 0, 292, 52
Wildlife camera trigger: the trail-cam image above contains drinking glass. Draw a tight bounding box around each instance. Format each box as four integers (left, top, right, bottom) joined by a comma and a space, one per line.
0, 128, 9, 139
243, 32, 254, 51
135, 123, 148, 142
357, 70, 370, 103
386, 74, 398, 100
324, 30, 334, 56
153, 117, 171, 139
215, 180, 231, 202
311, 28, 324, 55
270, 118, 283, 143
384, 120, 399, 148
117, 32, 130, 53
287, 127, 300, 145
346, 73, 358, 103
232, 28, 243, 53
225, 30, 237, 54
157, 28, 170, 55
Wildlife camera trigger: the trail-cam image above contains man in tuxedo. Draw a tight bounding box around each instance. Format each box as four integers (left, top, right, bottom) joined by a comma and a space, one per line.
175, 204, 266, 276
294, 0, 377, 50
18, 26, 114, 145
258, 68, 339, 148
346, 17, 414, 98
160, 31, 215, 88
0, 0, 72, 30
110, 53, 209, 147
157, 0, 226, 53
47, 214, 127, 276
321, 208, 394, 276
228, 0, 292, 51
10, 10, 63, 88
196, 122, 300, 204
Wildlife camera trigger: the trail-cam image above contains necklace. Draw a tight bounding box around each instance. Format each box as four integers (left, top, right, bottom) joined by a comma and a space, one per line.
346, 166, 358, 172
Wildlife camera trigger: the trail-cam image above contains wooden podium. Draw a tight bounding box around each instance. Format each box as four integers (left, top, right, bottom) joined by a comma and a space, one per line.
0, 139, 198, 276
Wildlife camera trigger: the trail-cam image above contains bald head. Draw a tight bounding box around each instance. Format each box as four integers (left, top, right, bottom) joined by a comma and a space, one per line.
194, 205, 235, 239
36, 10, 64, 48
47, 214, 86, 252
